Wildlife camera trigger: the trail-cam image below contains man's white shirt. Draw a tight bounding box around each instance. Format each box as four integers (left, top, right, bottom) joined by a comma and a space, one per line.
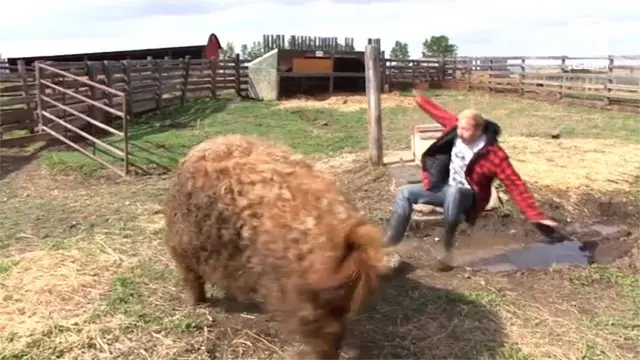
448, 134, 487, 188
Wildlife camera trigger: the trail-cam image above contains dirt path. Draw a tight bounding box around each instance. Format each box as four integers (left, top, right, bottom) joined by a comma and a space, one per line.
326, 154, 639, 268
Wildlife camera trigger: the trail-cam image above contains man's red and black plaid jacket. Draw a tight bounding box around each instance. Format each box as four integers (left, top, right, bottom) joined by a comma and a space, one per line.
415, 94, 546, 225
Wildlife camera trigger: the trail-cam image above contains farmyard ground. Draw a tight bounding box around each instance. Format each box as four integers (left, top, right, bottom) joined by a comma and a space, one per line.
1, 90, 639, 359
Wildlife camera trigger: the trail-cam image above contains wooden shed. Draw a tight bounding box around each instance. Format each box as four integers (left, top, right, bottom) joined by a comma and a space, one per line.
246, 35, 383, 100
278, 49, 366, 98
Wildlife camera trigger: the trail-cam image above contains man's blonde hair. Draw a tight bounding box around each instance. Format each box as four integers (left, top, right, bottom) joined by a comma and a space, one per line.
457, 109, 485, 128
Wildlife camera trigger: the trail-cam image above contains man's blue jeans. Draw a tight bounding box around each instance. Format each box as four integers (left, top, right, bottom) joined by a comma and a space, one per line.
388, 183, 476, 244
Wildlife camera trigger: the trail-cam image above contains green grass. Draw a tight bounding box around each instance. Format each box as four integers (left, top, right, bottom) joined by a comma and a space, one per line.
37, 90, 639, 176
388, 90, 640, 143
39, 98, 371, 175
0, 259, 20, 275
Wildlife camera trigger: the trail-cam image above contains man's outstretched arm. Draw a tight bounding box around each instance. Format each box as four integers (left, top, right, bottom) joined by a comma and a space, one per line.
413, 90, 458, 128
492, 147, 551, 223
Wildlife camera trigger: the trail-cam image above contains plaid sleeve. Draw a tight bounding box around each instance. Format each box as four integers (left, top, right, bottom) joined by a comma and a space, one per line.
492, 147, 546, 222
414, 94, 458, 128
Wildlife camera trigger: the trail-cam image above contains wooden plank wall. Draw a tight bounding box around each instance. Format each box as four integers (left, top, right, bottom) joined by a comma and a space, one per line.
1, 56, 249, 145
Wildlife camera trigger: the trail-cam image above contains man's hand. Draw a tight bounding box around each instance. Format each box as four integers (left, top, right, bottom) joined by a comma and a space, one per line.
532, 218, 567, 244
533, 219, 559, 227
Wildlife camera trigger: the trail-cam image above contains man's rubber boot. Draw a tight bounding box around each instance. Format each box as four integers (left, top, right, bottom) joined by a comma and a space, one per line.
434, 226, 456, 272
382, 211, 411, 247
381, 212, 411, 270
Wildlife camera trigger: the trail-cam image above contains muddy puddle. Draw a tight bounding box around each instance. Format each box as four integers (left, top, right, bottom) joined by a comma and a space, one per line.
452, 223, 631, 272
458, 241, 592, 272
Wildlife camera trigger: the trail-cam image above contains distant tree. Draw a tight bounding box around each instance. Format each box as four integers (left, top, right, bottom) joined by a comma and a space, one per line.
246, 41, 264, 60
240, 44, 248, 59
389, 40, 410, 60
421, 35, 457, 58
221, 41, 236, 59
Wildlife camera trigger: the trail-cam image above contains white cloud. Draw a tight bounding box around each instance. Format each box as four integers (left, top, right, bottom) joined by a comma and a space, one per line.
1, 0, 638, 60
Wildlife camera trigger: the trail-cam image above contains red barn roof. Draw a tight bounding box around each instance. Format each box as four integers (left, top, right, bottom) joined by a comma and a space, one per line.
204, 33, 222, 59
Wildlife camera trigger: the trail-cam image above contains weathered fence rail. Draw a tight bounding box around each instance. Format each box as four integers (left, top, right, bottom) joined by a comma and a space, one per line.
1, 56, 249, 146
36, 62, 131, 176
383, 55, 640, 107
2, 54, 639, 149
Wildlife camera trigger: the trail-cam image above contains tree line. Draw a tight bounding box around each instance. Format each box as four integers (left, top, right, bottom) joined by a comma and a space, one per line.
389, 35, 458, 60
219, 34, 458, 61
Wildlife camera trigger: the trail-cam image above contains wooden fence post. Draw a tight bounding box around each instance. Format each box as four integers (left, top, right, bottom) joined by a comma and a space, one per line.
180, 56, 191, 106
16, 60, 36, 134
365, 44, 383, 166
518, 57, 525, 95
102, 60, 114, 124
34, 61, 44, 133
86, 61, 102, 155
604, 56, 614, 106
488, 59, 494, 92
209, 58, 218, 99
466, 58, 472, 91
234, 53, 241, 96
438, 55, 446, 81
154, 58, 163, 110
380, 50, 386, 93
122, 60, 133, 122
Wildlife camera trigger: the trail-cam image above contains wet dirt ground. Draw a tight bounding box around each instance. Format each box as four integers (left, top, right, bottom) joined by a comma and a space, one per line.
328, 157, 640, 274
324, 157, 640, 358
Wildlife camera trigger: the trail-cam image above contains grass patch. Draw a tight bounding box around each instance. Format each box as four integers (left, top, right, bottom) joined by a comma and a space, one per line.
0, 196, 86, 253
0, 259, 20, 275
497, 343, 534, 360
492, 265, 640, 359
412, 91, 640, 142
39, 151, 105, 175
570, 265, 640, 306
34, 91, 640, 192
39, 98, 371, 175
102, 273, 164, 332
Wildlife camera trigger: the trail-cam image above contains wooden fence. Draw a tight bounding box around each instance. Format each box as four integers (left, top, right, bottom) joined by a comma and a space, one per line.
2, 53, 639, 150
1, 55, 249, 148
262, 34, 357, 52
384, 58, 457, 85
384, 56, 640, 107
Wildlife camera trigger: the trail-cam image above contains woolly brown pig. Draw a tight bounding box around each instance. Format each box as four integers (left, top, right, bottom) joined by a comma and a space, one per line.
163, 134, 389, 359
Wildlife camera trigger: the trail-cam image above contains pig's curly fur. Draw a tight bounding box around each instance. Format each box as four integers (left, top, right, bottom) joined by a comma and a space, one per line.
163, 134, 388, 359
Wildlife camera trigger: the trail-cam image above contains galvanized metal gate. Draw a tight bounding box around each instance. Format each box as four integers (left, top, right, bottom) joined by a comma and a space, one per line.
34, 61, 130, 176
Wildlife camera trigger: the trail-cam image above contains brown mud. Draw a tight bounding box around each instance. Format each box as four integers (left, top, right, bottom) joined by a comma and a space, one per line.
330, 158, 640, 274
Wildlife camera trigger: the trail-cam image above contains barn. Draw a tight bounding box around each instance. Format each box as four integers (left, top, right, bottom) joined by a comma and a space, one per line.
6, 33, 223, 68
204, 33, 222, 59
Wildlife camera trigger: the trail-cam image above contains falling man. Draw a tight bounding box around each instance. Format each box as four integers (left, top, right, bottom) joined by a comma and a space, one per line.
382, 91, 559, 271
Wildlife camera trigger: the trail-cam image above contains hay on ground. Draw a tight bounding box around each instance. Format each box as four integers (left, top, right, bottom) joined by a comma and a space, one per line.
275, 92, 415, 111
0, 248, 121, 348
502, 137, 640, 191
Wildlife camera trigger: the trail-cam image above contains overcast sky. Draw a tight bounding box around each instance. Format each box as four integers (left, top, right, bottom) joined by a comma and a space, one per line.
1, 0, 638, 60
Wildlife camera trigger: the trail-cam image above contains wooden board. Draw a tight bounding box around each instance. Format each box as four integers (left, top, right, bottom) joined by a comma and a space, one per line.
292, 58, 333, 73
411, 124, 444, 165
